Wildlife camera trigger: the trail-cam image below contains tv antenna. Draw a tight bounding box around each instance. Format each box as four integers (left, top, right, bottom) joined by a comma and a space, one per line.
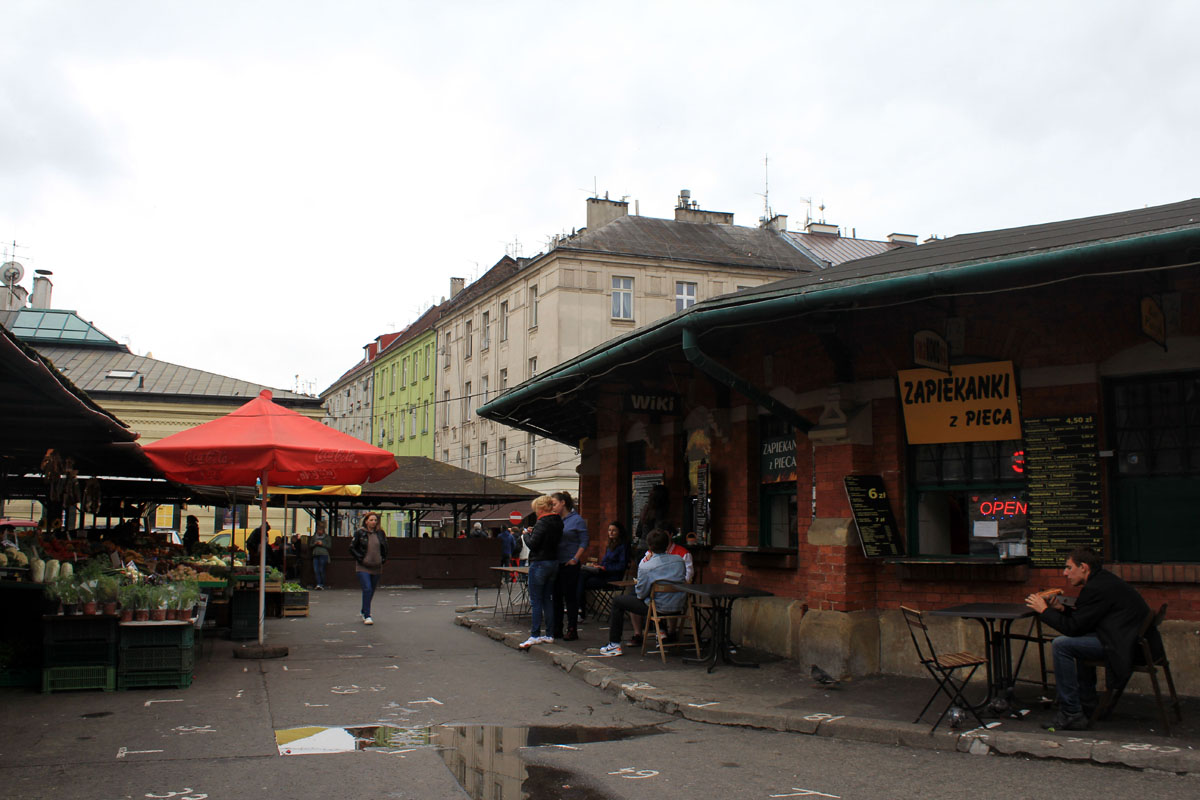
757, 154, 772, 222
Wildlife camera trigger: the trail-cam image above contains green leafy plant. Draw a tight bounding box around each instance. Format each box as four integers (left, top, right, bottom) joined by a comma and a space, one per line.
96, 576, 119, 604
282, 582, 304, 592
117, 583, 139, 609
266, 567, 283, 581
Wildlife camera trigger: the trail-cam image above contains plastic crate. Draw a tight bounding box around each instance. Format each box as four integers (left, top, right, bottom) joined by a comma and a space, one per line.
41, 665, 115, 693
119, 623, 194, 649
120, 646, 194, 673
43, 640, 117, 668
43, 615, 118, 645
117, 670, 193, 690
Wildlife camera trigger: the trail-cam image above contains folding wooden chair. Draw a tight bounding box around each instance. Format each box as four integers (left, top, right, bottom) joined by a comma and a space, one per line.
901, 606, 988, 732
1085, 603, 1182, 735
641, 582, 701, 663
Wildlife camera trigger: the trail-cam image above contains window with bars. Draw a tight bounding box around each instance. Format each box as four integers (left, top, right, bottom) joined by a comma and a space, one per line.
1111, 374, 1200, 476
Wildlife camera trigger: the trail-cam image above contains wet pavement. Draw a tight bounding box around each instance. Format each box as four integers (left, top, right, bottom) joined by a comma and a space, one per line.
457, 602, 1200, 774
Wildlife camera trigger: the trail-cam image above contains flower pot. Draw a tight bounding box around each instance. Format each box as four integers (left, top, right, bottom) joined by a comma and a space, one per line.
119, 608, 134, 622
63, 603, 79, 615
135, 609, 150, 622
149, 609, 167, 622
103, 602, 118, 616
81, 601, 98, 615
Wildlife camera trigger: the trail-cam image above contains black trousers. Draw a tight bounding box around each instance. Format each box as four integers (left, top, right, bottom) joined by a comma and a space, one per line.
551, 562, 582, 636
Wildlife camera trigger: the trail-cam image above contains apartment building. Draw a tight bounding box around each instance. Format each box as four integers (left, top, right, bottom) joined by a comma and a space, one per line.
434, 192, 904, 497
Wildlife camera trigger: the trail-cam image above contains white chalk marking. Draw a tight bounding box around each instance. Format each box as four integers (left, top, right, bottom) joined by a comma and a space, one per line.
607, 767, 659, 779
408, 697, 443, 705
143, 699, 184, 707
304, 703, 329, 707
116, 747, 164, 759
686, 701, 719, 708
769, 790, 840, 798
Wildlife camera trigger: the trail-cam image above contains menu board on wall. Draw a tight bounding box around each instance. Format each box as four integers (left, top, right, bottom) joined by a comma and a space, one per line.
1023, 415, 1103, 566
843, 475, 905, 557
693, 460, 710, 545
631, 470, 665, 535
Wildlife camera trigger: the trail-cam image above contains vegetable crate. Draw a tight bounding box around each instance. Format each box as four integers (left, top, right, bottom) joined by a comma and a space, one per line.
119, 623, 194, 649
43, 615, 118, 645
120, 646, 195, 674
282, 591, 309, 617
44, 640, 118, 668
117, 669, 192, 690
42, 665, 115, 693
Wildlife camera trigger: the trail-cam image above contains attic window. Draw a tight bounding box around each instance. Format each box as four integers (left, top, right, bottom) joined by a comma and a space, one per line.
106, 369, 137, 379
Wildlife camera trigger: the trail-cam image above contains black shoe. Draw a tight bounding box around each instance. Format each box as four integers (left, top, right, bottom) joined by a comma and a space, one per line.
1042, 709, 1089, 731
563, 628, 578, 641
629, 634, 643, 647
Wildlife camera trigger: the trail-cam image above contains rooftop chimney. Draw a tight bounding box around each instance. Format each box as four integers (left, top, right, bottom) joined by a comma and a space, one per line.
805, 221, 839, 236
762, 214, 788, 232
887, 233, 918, 245
30, 270, 53, 309
586, 196, 629, 230
674, 189, 734, 225
450, 277, 465, 298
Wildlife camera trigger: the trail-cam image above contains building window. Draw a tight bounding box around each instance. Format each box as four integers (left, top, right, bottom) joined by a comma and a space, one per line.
528, 357, 537, 379
612, 276, 633, 319
410, 407, 417, 438
411, 350, 418, 382
443, 449, 449, 463
443, 390, 451, 427
480, 441, 488, 474
758, 417, 798, 548
527, 433, 536, 477
442, 331, 451, 368
396, 409, 404, 441
463, 382, 471, 421
463, 444, 470, 469
499, 437, 507, 477
529, 285, 538, 328
424, 344, 431, 377
387, 412, 395, 443
481, 375, 489, 404
481, 311, 490, 350
500, 368, 508, 391
500, 301, 509, 341
390, 365, 397, 393
422, 400, 429, 433
675, 281, 697, 311
401, 359, 407, 386
464, 320, 473, 359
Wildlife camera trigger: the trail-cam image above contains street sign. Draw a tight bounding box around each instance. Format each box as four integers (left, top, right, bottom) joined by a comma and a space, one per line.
509, 511, 523, 524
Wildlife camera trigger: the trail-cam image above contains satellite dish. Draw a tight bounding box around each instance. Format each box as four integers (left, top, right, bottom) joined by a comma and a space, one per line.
1, 261, 24, 285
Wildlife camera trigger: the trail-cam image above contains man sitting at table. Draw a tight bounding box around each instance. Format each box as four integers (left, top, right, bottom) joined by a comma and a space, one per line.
598, 529, 685, 656
1025, 547, 1158, 731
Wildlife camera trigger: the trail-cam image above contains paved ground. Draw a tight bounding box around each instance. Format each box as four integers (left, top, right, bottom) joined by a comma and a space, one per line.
0, 585, 1197, 800
459, 592, 1200, 774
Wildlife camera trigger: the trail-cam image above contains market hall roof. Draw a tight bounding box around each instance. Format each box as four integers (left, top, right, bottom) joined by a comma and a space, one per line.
0, 323, 158, 478
1, 308, 316, 406
479, 197, 1200, 445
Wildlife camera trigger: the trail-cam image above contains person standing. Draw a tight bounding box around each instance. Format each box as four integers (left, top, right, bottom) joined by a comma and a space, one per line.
1025, 547, 1158, 731
349, 511, 387, 625
182, 515, 200, 554
519, 495, 562, 650
551, 491, 588, 641
499, 525, 518, 566
310, 520, 331, 590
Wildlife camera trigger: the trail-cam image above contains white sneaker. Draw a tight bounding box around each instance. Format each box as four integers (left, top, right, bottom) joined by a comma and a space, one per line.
519, 636, 540, 650
538, 635, 554, 644
363, 616, 374, 625
599, 642, 623, 656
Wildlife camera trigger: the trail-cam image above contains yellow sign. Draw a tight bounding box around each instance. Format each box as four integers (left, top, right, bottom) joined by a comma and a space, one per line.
898, 361, 1021, 444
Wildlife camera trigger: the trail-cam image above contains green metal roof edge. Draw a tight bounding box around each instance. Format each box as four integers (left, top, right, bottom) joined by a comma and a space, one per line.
478, 225, 1200, 431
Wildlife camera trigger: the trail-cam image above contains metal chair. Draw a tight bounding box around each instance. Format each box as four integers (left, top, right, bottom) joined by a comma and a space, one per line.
901, 606, 988, 732
1085, 603, 1182, 735
641, 582, 701, 663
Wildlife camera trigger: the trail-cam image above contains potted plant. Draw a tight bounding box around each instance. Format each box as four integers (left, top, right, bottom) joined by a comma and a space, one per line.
78, 580, 98, 615
149, 585, 168, 621
117, 583, 137, 622
43, 575, 66, 614
133, 584, 151, 622
96, 576, 120, 615
177, 581, 201, 620
59, 580, 81, 615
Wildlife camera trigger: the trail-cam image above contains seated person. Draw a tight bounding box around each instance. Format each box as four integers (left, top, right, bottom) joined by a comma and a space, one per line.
583, 522, 629, 585
1025, 547, 1159, 731
640, 534, 693, 582
599, 528, 685, 656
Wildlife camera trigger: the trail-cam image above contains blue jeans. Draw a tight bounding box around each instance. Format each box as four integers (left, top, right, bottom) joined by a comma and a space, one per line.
313, 555, 329, 587
1052, 634, 1105, 713
357, 571, 380, 618
527, 560, 559, 637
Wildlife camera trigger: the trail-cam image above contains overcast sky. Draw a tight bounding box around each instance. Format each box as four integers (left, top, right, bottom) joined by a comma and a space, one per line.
3, 1, 1197, 395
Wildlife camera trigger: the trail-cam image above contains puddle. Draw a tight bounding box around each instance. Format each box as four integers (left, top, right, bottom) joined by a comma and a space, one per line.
276, 722, 665, 798
81, 712, 113, 719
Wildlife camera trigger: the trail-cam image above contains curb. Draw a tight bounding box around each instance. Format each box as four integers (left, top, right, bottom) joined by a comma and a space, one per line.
455, 613, 1200, 774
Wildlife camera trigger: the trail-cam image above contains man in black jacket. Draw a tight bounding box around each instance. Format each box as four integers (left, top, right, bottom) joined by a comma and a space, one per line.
1026, 547, 1156, 731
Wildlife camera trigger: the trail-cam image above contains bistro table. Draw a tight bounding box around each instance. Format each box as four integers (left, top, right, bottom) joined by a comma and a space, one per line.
929, 602, 1035, 712
667, 582, 773, 673
490, 566, 530, 619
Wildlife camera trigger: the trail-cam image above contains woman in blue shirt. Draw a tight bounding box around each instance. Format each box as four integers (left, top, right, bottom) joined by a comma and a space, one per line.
551, 490, 588, 641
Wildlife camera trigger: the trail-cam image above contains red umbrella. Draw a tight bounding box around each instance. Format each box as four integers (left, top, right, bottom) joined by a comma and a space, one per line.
143, 390, 397, 645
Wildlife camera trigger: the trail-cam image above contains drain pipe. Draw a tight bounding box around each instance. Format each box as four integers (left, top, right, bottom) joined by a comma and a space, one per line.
681, 326, 814, 433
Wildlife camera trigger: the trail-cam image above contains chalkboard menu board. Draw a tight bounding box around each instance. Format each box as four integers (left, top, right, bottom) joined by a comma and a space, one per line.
843, 475, 904, 557
631, 470, 664, 536
1024, 415, 1103, 567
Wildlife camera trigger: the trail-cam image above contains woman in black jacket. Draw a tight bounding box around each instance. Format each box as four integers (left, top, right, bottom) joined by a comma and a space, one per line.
519, 495, 563, 650
349, 511, 387, 625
